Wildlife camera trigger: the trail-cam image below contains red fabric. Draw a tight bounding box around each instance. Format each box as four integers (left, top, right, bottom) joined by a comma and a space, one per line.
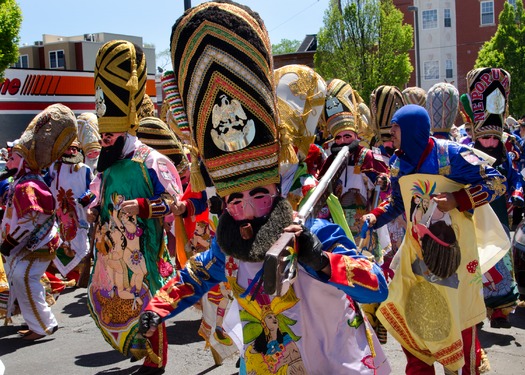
328, 253, 380, 291
136, 197, 149, 218
14, 179, 55, 217
143, 322, 168, 368
146, 278, 195, 318
402, 326, 481, 375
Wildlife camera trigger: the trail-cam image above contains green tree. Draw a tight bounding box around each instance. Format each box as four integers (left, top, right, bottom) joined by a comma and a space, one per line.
476, 0, 525, 117
272, 38, 301, 55
0, 0, 22, 80
315, 0, 413, 100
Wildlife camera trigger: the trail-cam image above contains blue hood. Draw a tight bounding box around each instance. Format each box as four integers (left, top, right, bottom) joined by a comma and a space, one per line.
392, 104, 430, 170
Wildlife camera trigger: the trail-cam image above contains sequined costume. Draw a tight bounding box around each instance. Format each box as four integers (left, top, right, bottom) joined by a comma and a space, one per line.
146, 216, 390, 374
371, 105, 507, 373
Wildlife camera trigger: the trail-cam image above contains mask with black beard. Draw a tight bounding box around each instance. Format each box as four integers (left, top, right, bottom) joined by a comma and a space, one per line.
474, 140, 506, 166
97, 135, 126, 172
216, 197, 294, 262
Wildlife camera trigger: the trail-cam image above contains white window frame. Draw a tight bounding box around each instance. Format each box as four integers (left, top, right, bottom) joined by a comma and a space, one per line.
15, 54, 29, 68
422, 9, 438, 29
424, 61, 440, 80
445, 59, 453, 79
444, 8, 451, 28
49, 50, 65, 69
481, 1, 494, 25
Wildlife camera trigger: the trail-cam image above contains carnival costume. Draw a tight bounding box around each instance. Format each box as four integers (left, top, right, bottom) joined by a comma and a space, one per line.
140, 2, 391, 374
46, 140, 94, 282
87, 40, 182, 372
0, 104, 77, 339
464, 67, 522, 328
372, 105, 508, 373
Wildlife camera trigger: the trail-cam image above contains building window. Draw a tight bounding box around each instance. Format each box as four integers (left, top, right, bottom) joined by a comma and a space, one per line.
422, 9, 438, 29
508, 0, 516, 7
445, 60, 453, 79
481, 1, 494, 25
49, 50, 65, 69
444, 9, 451, 27
14, 54, 29, 68
424, 61, 440, 80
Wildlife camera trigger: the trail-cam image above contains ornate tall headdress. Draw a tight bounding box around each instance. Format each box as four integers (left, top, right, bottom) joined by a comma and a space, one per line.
170, 0, 279, 197
94, 40, 147, 136
274, 64, 326, 161
426, 82, 460, 135
465, 67, 510, 140
322, 78, 363, 138
76, 112, 101, 156
402, 86, 427, 107
370, 85, 406, 140
14, 104, 77, 170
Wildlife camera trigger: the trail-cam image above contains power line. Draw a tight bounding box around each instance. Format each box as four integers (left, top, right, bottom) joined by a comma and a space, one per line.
269, 0, 322, 33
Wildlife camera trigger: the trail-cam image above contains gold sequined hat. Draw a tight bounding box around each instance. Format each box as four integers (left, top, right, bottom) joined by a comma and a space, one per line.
465, 67, 510, 141
14, 104, 78, 170
274, 64, 326, 161
402, 86, 427, 107
370, 85, 406, 140
94, 40, 147, 136
137, 116, 190, 175
322, 78, 363, 138
171, 0, 280, 197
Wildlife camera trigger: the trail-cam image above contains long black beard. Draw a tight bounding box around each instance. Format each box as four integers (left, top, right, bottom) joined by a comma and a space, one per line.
0, 167, 18, 181
97, 136, 126, 172
474, 140, 506, 166
216, 197, 294, 262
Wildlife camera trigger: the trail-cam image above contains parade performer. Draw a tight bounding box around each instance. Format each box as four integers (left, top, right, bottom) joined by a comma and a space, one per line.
319, 79, 389, 240
362, 104, 508, 374
86, 40, 182, 375
45, 139, 94, 284
0, 104, 77, 340
465, 67, 522, 329
138, 2, 391, 374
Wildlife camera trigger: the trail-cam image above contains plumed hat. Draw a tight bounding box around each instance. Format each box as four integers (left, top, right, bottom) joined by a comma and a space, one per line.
76, 112, 101, 156
94, 40, 147, 136
274, 64, 326, 160
402, 86, 427, 107
323, 78, 363, 138
370, 85, 405, 140
171, 0, 279, 197
14, 104, 77, 170
426, 82, 459, 134
465, 67, 510, 140
137, 116, 190, 175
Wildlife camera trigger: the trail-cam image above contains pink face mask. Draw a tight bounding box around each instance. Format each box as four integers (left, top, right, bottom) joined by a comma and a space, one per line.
478, 135, 500, 148
225, 185, 278, 221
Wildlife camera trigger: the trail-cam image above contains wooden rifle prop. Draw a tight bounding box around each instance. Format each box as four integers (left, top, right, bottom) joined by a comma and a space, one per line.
263, 141, 358, 296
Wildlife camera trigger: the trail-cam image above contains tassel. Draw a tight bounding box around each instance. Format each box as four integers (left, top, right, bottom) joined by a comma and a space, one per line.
189, 145, 206, 192
278, 126, 298, 165
479, 348, 491, 373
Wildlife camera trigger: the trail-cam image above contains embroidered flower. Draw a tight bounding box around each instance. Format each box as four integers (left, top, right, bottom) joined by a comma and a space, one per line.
130, 250, 143, 266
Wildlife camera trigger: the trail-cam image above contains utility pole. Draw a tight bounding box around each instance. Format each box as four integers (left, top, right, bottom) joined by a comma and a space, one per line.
408, 5, 421, 88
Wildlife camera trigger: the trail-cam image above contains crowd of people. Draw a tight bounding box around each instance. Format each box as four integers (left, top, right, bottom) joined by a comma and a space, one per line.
1, 1, 525, 374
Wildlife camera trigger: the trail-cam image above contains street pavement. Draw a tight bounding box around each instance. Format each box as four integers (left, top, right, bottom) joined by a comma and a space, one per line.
1, 286, 525, 374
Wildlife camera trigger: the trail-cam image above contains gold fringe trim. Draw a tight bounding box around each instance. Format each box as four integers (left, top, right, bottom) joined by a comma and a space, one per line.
189, 144, 206, 192
479, 348, 491, 373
